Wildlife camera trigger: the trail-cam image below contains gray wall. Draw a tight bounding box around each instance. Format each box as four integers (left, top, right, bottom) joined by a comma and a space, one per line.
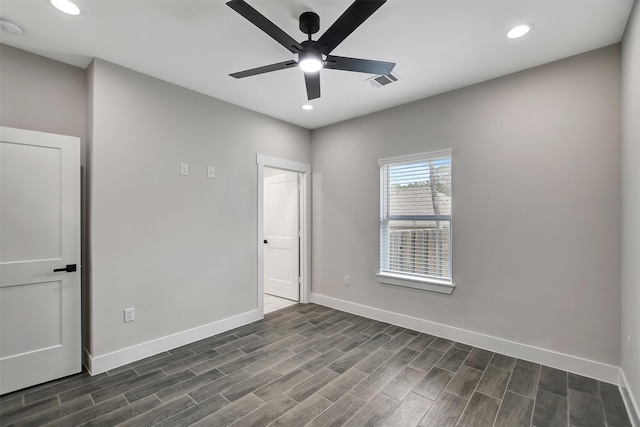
311, 46, 622, 365
1, 41, 630, 378
0, 44, 91, 348
621, 0, 640, 410
88, 60, 310, 356
0, 45, 87, 151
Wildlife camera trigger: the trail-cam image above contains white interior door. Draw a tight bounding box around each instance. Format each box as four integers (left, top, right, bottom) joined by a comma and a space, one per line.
264, 172, 299, 301
0, 126, 81, 395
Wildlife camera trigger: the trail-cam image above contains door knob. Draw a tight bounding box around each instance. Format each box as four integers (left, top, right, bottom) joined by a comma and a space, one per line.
263, 240, 268, 244
53, 264, 77, 273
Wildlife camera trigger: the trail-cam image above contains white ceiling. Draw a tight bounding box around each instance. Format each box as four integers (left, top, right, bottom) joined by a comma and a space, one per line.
0, 0, 633, 129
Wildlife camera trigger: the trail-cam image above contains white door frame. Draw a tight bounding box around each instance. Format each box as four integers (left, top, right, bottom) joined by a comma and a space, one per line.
257, 155, 311, 315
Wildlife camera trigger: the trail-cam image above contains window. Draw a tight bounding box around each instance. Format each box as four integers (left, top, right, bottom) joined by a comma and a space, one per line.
378, 150, 454, 294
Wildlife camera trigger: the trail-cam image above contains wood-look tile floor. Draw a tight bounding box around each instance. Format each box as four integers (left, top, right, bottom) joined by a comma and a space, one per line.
264, 294, 298, 315
0, 303, 633, 427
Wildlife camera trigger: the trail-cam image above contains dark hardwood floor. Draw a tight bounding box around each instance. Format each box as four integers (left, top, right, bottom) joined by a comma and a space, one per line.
0, 303, 633, 426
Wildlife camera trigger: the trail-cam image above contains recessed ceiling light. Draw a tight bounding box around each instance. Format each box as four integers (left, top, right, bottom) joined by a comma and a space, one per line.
50, 0, 81, 15
507, 24, 532, 39
301, 104, 313, 110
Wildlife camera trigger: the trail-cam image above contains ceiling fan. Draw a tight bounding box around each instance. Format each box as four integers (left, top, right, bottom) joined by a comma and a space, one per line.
226, 0, 396, 101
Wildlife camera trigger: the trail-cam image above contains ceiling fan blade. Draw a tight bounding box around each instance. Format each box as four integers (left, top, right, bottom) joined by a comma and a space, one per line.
314, 0, 386, 55
226, 0, 302, 53
325, 55, 395, 75
304, 72, 320, 100
230, 60, 298, 78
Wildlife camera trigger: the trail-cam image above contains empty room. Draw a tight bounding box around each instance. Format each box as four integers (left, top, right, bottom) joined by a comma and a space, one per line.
0, 0, 639, 426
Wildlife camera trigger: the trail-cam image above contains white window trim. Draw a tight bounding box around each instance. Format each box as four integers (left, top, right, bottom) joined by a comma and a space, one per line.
377, 272, 455, 294
378, 149, 454, 294
378, 149, 453, 166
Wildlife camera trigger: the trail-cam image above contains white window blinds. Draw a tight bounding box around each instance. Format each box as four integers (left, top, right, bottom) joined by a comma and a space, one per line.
380, 150, 452, 282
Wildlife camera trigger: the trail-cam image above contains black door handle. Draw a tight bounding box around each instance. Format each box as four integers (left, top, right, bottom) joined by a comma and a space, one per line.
54, 264, 77, 273
263, 240, 268, 244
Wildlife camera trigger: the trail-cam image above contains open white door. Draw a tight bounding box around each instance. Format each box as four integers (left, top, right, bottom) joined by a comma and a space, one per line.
263, 173, 299, 301
0, 127, 81, 394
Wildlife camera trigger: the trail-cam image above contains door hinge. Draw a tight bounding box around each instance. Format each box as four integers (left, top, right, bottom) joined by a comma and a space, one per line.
298, 277, 302, 284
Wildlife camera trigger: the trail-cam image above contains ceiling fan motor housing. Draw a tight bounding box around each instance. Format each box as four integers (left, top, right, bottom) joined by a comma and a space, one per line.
299, 12, 320, 35
300, 40, 321, 56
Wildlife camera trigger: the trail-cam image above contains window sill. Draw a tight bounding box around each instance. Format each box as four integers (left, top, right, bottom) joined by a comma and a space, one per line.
376, 272, 455, 295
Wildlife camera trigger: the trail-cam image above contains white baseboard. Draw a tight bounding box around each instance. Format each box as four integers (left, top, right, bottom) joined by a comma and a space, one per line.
621, 369, 640, 427
84, 310, 262, 375
310, 293, 621, 384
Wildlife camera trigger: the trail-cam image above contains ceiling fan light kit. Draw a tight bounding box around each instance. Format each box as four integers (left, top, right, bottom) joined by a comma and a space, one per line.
226, 0, 396, 101
298, 50, 323, 73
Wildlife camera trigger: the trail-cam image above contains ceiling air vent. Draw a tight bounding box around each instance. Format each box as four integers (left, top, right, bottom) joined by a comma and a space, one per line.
366, 72, 401, 88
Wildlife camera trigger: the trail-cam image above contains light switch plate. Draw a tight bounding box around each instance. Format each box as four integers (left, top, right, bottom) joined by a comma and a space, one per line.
181, 163, 188, 176
207, 166, 215, 179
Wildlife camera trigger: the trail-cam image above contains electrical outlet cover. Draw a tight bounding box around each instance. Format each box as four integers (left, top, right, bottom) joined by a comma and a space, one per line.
124, 307, 135, 322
